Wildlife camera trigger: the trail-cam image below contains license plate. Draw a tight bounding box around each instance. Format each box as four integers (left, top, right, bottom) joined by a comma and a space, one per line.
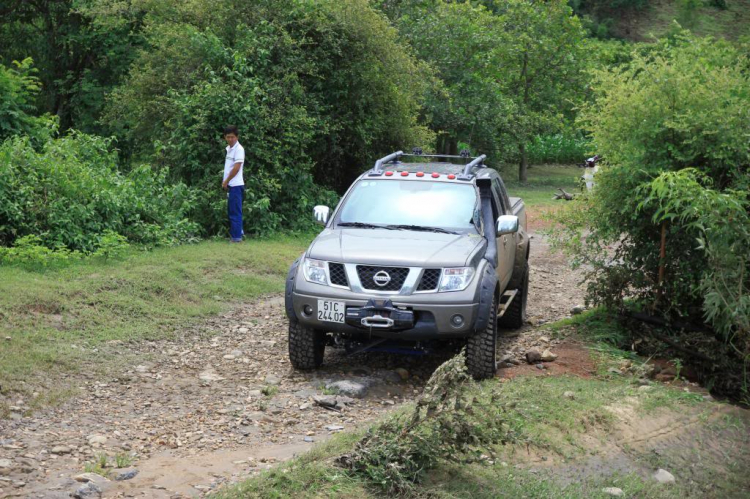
317, 300, 345, 323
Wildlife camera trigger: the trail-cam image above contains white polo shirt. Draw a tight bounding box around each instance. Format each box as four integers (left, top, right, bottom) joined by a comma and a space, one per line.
224, 142, 245, 187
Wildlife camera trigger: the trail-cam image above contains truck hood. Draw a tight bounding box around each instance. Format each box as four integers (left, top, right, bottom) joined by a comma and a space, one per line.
308, 228, 485, 267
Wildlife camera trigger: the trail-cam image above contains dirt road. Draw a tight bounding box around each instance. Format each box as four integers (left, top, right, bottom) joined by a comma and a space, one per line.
0, 233, 588, 498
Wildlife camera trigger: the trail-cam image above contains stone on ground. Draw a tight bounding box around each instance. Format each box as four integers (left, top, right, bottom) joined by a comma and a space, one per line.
73, 482, 103, 498
541, 349, 557, 362
525, 349, 542, 364
73, 473, 109, 484
325, 380, 367, 398
87, 435, 107, 446
602, 487, 623, 496
653, 468, 676, 484
113, 468, 139, 481
393, 368, 409, 381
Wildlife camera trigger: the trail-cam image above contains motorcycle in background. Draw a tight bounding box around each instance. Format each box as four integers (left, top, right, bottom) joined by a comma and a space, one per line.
580, 154, 600, 191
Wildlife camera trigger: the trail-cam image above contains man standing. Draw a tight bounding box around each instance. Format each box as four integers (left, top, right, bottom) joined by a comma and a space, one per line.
222, 126, 245, 242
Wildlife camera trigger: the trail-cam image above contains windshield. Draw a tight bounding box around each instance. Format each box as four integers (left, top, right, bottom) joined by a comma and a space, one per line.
337, 179, 479, 232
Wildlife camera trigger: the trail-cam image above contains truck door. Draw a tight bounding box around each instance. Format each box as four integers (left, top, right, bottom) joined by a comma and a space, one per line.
491, 178, 515, 290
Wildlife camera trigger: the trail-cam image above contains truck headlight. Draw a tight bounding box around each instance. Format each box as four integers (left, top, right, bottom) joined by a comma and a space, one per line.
303, 258, 328, 285
439, 267, 475, 292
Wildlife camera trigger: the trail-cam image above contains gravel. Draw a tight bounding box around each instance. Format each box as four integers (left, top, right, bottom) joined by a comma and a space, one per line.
0, 231, 586, 498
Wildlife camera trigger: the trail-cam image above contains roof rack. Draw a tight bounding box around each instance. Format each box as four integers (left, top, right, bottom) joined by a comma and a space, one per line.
457, 154, 487, 181
369, 151, 404, 176
368, 150, 487, 179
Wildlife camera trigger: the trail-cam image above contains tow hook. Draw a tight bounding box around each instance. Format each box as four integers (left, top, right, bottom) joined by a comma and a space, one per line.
361, 315, 395, 328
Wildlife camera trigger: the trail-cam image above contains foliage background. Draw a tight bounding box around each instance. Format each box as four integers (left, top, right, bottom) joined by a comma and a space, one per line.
550, 32, 750, 395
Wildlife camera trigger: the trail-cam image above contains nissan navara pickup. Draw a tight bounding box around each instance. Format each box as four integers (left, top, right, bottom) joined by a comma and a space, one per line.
285, 150, 530, 379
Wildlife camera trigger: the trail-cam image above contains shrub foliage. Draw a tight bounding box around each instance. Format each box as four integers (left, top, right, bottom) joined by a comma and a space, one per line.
0, 133, 199, 253
338, 352, 506, 494
553, 32, 750, 393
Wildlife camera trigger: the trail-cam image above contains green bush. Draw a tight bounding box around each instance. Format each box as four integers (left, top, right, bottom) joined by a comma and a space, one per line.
639, 169, 749, 356
0, 132, 200, 252
552, 32, 750, 366
0, 235, 82, 267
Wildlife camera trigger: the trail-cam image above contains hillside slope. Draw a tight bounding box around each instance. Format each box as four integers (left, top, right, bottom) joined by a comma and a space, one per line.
602, 0, 750, 41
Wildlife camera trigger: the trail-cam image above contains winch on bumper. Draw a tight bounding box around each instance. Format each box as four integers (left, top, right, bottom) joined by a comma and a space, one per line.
345, 299, 415, 330
290, 279, 481, 340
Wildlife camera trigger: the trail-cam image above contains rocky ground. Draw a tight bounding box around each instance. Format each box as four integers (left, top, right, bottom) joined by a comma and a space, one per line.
0, 232, 588, 498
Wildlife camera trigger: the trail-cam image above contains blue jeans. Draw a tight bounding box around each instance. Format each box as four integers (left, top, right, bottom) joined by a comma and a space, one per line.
228, 185, 244, 241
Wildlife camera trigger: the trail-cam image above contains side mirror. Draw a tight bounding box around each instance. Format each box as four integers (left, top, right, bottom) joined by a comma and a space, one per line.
496, 215, 519, 236
313, 205, 330, 225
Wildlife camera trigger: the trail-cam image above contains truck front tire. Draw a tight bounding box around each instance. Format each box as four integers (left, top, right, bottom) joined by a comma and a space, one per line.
466, 294, 497, 379
288, 320, 325, 369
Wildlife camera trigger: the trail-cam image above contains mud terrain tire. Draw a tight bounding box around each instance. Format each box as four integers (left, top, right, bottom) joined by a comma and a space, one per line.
466, 294, 497, 379
498, 263, 528, 330
288, 320, 325, 369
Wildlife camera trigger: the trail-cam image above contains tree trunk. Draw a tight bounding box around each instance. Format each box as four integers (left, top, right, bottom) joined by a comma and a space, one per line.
436, 134, 447, 158
448, 137, 458, 157
437, 134, 458, 159
519, 143, 528, 182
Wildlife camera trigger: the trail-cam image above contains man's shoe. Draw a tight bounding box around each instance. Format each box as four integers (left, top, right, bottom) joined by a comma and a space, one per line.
230, 238, 243, 243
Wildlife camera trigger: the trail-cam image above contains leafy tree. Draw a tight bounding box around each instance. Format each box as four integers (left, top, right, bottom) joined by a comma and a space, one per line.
394, 2, 511, 158
0, 0, 143, 133
0, 58, 54, 143
387, 0, 585, 180
104, 0, 429, 234
494, 0, 586, 181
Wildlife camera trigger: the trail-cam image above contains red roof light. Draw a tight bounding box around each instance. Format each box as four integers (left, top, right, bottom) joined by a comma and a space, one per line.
431, 172, 439, 178
447, 174, 456, 180
416, 171, 424, 177
401, 171, 409, 176
385, 171, 393, 176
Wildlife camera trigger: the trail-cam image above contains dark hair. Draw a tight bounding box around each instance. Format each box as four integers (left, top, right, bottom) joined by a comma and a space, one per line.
223, 125, 239, 136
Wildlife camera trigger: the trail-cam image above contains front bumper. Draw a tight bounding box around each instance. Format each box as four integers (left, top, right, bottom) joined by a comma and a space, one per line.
291, 276, 481, 340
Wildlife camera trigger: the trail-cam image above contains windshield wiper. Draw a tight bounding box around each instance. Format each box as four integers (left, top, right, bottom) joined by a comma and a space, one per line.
385, 224, 460, 235
337, 222, 398, 230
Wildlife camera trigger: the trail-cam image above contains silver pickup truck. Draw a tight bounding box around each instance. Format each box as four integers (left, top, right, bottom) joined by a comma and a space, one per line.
285, 151, 529, 378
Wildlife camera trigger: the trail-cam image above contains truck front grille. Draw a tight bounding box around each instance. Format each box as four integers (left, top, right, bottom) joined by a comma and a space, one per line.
417, 269, 441, 291
328, 263, 348, 287
356, 265, 409, 291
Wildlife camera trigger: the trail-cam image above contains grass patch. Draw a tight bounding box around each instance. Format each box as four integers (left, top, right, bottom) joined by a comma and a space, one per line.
503, 164, 582, 208
0, 235, 311, 407
261, 385, 279, 397
214, 431, 368, 499
114, 452, 134, 468
83, 453, 110, 476
422, 465, 692, 499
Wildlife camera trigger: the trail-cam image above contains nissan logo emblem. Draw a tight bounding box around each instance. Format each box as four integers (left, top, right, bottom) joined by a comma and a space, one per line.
373, 271, 391, 287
